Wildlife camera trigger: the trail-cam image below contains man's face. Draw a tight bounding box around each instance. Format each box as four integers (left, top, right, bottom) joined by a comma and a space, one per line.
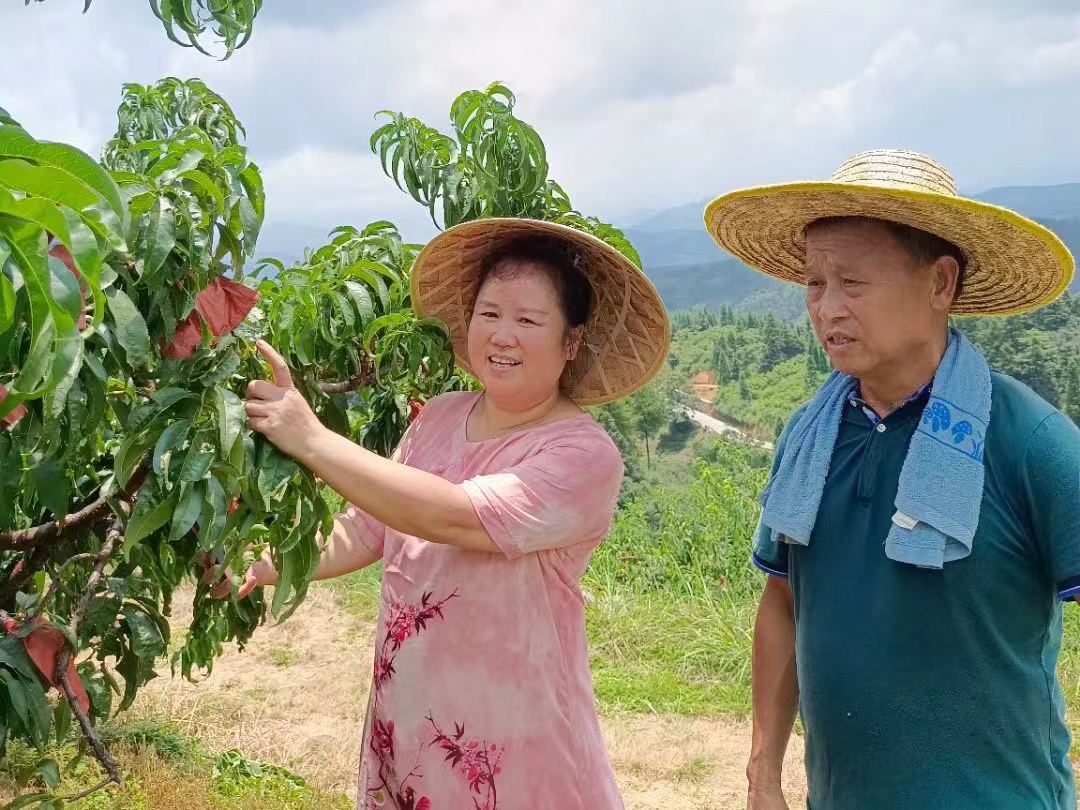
803, 218, 950, 381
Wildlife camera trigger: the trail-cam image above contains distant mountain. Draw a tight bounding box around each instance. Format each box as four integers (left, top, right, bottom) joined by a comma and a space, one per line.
631, 184, 1080, 317
975, 184, 1080, 220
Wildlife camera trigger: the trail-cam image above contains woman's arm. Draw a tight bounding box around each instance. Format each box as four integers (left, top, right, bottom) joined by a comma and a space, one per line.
237, 508, 384, 596
244, 342, 498, 553
293, 427, 497, 552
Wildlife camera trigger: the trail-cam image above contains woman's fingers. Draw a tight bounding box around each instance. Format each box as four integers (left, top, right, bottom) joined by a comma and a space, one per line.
208, 575, 233, 600
247, 416, 269, 435
257, 340, 294, 388
246, 378, 281, 400
244, 400, 272, 418
237, 570, 259, 600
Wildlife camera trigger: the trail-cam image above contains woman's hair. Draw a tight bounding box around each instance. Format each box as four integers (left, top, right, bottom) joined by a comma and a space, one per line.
475, 235, 594, 329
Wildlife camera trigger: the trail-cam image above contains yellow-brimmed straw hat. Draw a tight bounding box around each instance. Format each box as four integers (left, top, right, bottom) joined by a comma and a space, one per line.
411, 218, 670, 406
704, 148, 1075, 316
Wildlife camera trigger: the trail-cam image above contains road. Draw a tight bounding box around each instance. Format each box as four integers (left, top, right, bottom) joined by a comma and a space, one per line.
675, 403, 775, 452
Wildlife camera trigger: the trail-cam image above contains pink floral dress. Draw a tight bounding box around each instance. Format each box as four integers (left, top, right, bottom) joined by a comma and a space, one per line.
346, 391, 626, 810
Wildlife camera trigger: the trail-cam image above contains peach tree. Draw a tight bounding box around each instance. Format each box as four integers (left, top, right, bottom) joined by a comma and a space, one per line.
0, 78, 458, 806
0, 78, 640, 806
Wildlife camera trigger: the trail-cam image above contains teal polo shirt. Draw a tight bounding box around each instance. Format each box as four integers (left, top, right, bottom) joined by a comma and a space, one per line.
753, 371, 1080, 809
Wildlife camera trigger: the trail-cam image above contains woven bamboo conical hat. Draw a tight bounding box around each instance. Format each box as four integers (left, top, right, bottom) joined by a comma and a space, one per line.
411, 218, 670, 406
704, 148, 1074, 316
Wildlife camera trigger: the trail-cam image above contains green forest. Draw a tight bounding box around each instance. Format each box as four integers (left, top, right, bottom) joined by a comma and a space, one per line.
661, 291, 1080, 440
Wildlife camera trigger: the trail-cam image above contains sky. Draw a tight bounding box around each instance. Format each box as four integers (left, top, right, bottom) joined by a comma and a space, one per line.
3, 0, 1080, 254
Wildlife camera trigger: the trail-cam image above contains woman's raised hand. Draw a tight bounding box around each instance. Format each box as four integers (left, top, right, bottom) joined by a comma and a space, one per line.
244, 340, 325, 460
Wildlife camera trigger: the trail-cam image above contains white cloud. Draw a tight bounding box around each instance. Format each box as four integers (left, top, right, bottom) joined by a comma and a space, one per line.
3, 0, 1080, 239
260, 145, 427, 231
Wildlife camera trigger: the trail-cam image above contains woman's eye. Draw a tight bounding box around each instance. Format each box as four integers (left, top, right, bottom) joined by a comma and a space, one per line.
519, 318, 536, 326
842, 278, 862, 286
481, 311, 497, 318
806, 279, 824, 288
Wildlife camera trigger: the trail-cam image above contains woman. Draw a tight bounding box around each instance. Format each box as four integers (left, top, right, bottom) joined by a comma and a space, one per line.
241, 218, 669, 809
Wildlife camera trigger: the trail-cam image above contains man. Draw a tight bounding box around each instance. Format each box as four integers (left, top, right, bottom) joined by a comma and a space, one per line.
704, 149, 1080, 809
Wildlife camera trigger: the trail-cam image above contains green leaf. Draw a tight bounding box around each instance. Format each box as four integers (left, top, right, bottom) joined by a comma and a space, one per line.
28, 460, 70, 518
169, 480, 203, 541
2, 792, 52, 810
114, 416, 168, 489
106, 287, 150, 369
256, 446, 296, 510
0, 270, 14, 335
199, 474, 228, 549
122, 605, 165, 660
153, 418, 191, 476
141, 196, 176, 279
52, 698, 71, 745
213, 388, 244, 455
34, 757, 60, 790
0, 217, 79, 412
126, 481, 176, 545
179, 430, 216, 482
151, 386, 192, 410
343, 280, 374, 324
0, 637, 39, 683
237, 196, 260, 254
0, 124, 127, 232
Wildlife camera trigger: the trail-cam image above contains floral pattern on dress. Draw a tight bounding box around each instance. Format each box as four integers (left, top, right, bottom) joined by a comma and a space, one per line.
364, 589, 508, 810
428, 716, 505, 810
366, 590, 456, 809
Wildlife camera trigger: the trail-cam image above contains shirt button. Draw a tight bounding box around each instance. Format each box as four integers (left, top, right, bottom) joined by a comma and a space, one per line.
876, 423, 886, 433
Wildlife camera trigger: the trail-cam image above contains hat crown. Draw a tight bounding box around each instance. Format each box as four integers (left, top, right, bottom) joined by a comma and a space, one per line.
830, 149, 957, 196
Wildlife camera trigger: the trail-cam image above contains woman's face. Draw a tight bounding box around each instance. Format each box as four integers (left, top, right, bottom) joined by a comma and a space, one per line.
467, 262, 580, 411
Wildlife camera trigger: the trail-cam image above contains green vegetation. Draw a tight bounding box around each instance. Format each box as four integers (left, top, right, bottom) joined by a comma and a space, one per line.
26, 1, 261, 58
0, 720, 348, 809
668, 306, 828, 438
668, 292, 1080, 440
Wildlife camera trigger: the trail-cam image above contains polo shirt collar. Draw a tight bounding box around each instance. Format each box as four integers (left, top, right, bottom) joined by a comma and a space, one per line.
846, 379, 933, 426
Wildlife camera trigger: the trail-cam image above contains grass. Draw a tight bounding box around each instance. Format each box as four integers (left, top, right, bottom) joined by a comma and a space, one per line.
271, 647, 296, 668
587, 588, 756, 717
295, 429, 1080, 746
0, 720, 350, 810
323, 436, 771, 722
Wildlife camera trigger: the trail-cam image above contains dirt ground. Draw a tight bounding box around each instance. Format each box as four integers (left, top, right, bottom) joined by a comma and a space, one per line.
138, 587, 807, 809
689, 370, 719, 406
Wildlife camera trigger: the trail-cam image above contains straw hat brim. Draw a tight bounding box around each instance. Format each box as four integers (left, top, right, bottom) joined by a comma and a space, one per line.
704, 182, 1075, 316
410, 218, 671, 406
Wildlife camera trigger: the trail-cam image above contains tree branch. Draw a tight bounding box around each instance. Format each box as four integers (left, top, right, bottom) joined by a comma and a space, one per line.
317, 352, 374, 395
0, 463, 150, 552
54, 526, 125, 793
317, 371, 375, 395
58, 776, 118, 804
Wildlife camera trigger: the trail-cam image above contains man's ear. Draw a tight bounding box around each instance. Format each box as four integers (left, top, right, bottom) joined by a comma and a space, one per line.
930, 255, 961, 311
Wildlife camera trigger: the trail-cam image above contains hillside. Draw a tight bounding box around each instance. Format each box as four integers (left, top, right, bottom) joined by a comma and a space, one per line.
631, 183, 1080, 316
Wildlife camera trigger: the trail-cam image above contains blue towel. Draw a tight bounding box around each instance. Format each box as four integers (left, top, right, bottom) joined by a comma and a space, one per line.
759, 328, 991, 569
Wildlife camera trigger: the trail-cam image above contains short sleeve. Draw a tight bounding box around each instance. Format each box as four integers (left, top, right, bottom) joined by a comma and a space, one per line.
338, 408, 427, 560
751, 405, 808, 578
342, 504, 386, 560
460, 430, 624, 560
1020, 411, 1080, 600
